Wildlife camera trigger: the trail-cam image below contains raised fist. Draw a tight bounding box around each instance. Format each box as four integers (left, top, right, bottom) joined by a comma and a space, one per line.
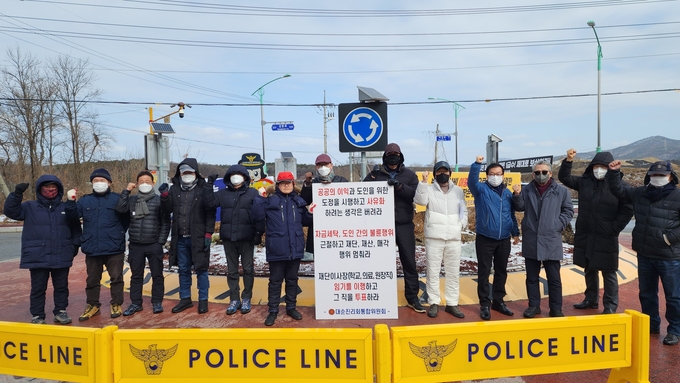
512, 184, 521, 194
421, 171, 430, 182
609, 160, 622, 171
67, 189, 77, 201
476, 156, 484, 163
258, 187, 267, 197
207, 174, 218, 184
566, 148, 577, 162
158, 183, 169, 193
305, 172, 313, 182
126, 182, 136, 191
14, 183, 29, 194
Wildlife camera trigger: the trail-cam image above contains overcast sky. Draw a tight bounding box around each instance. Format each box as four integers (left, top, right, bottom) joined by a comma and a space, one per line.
2, 0, 679, 169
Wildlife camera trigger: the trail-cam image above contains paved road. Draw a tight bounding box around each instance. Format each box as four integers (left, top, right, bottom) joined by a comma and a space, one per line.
0, 232, 21, 262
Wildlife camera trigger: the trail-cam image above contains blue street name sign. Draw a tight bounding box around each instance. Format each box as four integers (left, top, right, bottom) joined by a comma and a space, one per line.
271, 123, 295, 131
436, 135, 451, 141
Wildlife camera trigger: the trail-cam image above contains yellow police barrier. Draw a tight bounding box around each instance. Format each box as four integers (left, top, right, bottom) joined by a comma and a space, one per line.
0, 322, 116, 383
380, 309, 649, 383
112, 328, 374, 382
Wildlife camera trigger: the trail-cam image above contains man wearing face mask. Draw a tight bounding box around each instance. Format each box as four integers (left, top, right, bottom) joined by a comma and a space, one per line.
607, 160, 680, 346
65, 168, 129, 321
301, 153, 348, 260
161, 158, 216, 315
204, 165, 264, 316
364, 143, 422, 312
558, 149, 633, 315
468, 156, 520, 321
512, 161, 573, 319
414, 161, 468, 319
115, 171, 171, 316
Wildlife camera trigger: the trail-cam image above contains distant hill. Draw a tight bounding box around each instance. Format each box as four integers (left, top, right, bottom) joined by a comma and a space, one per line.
575, 136, 680, 161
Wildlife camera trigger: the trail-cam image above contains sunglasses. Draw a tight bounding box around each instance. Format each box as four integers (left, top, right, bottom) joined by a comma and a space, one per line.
533, 170, 550, 176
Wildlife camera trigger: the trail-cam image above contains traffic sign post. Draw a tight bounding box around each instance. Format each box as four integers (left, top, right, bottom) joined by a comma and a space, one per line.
338, 102, 388, 153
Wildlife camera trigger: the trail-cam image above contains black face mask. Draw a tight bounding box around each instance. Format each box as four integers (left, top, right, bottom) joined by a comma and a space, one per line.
385, 155, 401, 166
435, 173, 450, 184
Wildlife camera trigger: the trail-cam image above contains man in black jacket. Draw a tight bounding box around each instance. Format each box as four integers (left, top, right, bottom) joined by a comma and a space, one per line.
301, 153, 348, 260
116, 170, 171, 316
558, 149, 633, 315
364, 143, 422, 312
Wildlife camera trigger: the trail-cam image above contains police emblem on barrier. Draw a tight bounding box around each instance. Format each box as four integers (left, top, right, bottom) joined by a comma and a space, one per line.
408, 340, 457, 372
130, 344, 178, 375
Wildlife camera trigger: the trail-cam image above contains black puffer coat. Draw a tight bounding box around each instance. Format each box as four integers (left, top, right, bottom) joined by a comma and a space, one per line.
558, 152, 633, 271
301, 173, 349, 253
115, 190, 171, 244
608, 168, 680, 260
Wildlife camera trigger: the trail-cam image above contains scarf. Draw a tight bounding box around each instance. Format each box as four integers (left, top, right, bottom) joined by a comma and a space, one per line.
134, 191, 155, 219
535, 178, 552, 196
180, 178, 198, 191
643, 183, 676, 202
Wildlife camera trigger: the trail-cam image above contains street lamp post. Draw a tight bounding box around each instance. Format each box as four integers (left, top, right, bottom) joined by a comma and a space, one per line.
428, 97, 466, 171
587, 20, 603, 153
251, 74, 291, 163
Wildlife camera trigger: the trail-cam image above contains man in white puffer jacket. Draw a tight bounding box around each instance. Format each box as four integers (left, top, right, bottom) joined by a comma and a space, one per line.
414, 161, 469, 319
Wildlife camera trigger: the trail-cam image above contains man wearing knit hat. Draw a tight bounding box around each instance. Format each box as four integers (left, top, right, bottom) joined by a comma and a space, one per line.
301, 153, 348, 260
364, 143, 422, 313
65, 167, 129, 321
608, 159, 680, 346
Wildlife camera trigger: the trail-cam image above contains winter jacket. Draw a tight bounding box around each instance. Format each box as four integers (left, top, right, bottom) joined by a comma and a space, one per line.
301, 173, 348, 253
468, 162, 520, 240
558, 152, 633, 271
161, 158, 216, 271
414, 180, 468, 241
251, 188, 312, 262
363, 163, 418, 225
607, 169, 680, 260
4, 175, 82, 269
115, 190, 171, 245
204, 164, 264, 242
66, 187, 128, 257
513, 180, 574, 261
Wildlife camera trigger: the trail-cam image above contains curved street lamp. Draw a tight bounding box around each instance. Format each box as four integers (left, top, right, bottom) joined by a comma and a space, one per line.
428, 97, 466, 171
251, 74, 291, 162
587, 20, 603, 153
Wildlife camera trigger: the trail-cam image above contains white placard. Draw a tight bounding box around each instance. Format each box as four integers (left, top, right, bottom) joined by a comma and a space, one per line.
313, 181, 398, 319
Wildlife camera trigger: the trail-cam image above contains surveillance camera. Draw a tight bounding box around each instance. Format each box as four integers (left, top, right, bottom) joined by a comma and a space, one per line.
179, 110, 184, 118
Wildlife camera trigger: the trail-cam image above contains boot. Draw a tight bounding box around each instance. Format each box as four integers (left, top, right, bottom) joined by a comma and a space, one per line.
172, 298, 194, 313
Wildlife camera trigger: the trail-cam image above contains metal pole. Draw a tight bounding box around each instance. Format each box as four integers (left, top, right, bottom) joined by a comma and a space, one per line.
361, 152, 367, 180
251, 74, 292, 164
454, 112, 459, 172
434, 124, 439, 164
323, 90, 328, 154
588, 21, 603, 153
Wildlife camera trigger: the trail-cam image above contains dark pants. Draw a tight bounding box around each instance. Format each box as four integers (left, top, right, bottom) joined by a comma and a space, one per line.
525, 258, 562, 311
30, 268, 70, 319
267, 259, 301, 313
224, 240, 254, 301
583, 267, 618, 311
85, 253, 124, 307
638, 255, 680, 335
128, 242, 165, 305
396, 222, 418, 304
476, 234, 511, 307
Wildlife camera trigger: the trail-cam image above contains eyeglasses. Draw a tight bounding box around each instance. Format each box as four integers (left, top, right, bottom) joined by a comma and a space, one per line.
533, 170, 550, 176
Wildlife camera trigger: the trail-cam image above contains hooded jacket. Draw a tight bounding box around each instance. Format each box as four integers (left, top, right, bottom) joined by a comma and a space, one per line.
513, 179, 574, 261
558, 152, 633, 270
204, 164, 264, 242
161, 158, 216, 271
468, 162, 520, 240
4, 175, 82, 269
115, 188, 171, 245
251, 186, 312, 262
607, 164, 680, 260
363, 149, 418, 225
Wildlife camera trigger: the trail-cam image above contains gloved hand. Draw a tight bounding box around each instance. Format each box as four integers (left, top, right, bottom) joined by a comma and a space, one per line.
158, 183, 169, 196
204, 235, 212, 252
251, 233, 263, 246
67, 189, 77, 201
207, 174, 219, 184
14, 183, 29, 195
387, 178, 400, 188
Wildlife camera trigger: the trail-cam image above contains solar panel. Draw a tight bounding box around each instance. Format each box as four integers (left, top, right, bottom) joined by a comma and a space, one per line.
280, 152, 294, 158
151, 123, 175, 134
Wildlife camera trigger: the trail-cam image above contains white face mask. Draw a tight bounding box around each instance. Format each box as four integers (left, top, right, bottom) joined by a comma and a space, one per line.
93, 182, 109, 194
487, 175, 503, 187
230, 174, 244, 186
317, 166, 331, 177
138, 183, 154, 194
593, 168, 608, 180
181, 174, 196, 184
649, 176, 670, 188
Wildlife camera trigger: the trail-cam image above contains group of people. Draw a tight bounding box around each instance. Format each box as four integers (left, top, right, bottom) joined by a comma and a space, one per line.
5, 144, 680, 344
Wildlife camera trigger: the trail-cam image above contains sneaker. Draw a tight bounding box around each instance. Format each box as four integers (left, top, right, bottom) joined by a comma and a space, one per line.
123, 304, 143, 317
110, 304, 122, 318
445, 305, 465, 318
663, 333, 679, 346
265, 312, 277, 326
226, 300, 241, 315
427, 304, 439, 318
31, 316, 46, 324
286, 309, 303, 320
53, 310, 72, 325
241, 298, 251, 314
523, 306, 541, 318
407, 301, 426, 313
152, 302, 164, 314
79, 304, 100, 322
